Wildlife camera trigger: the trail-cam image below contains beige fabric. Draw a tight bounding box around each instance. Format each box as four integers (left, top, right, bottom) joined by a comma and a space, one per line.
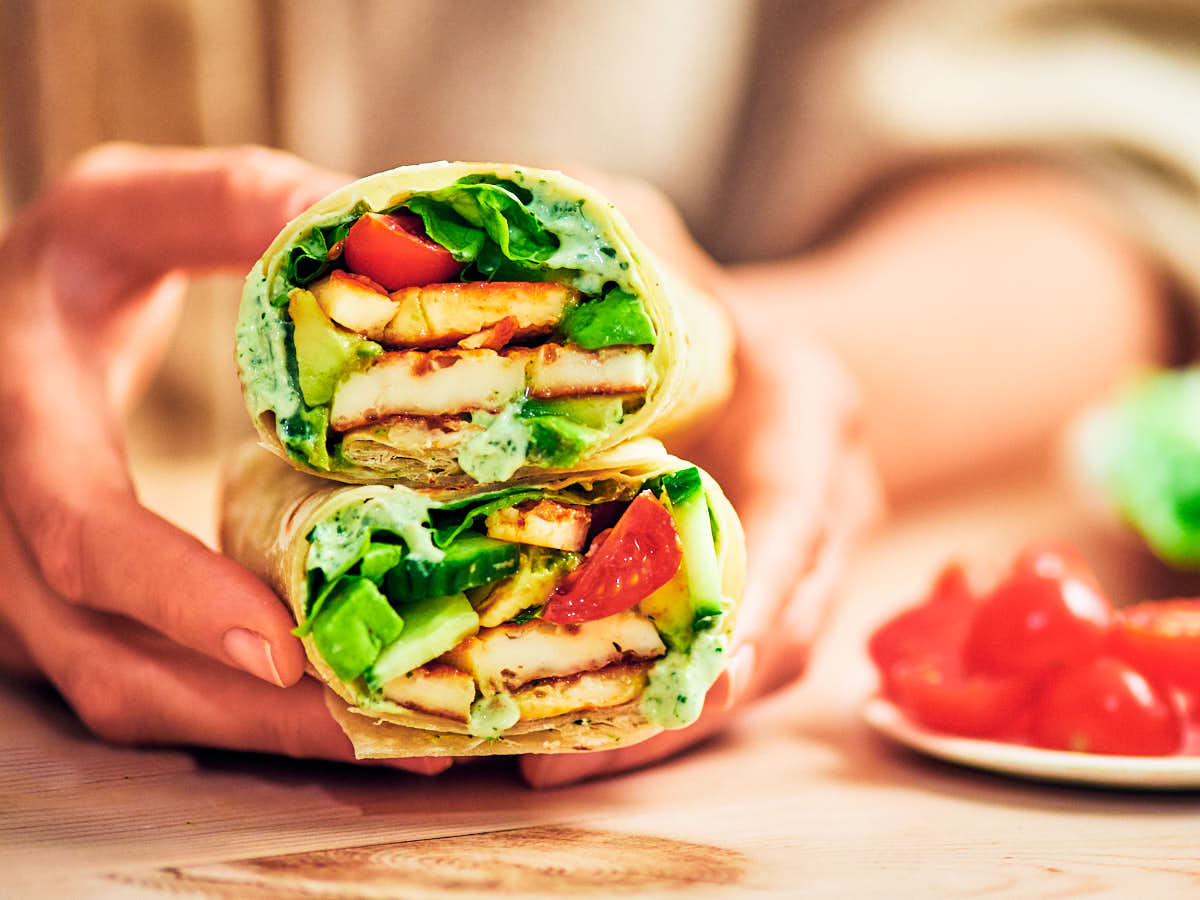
7, 0, 1200, 450
219, 440, 746, 758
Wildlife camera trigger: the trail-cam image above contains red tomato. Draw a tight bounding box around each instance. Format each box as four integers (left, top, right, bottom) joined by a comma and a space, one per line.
542, 492, 682, 625
888, 654, 1033, 738
343, 212, 463, 290
1113, 599, 1200, 696
964, 546, 1113, 677
868, 563, 977, 682
1030, 657, 1183, 755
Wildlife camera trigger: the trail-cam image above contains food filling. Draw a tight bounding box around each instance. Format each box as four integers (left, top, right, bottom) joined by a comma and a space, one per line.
258, 173, 660, 481
299, 467, 730, 734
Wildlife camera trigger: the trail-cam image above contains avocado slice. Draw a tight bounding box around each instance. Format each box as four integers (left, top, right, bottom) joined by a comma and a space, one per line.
521, 396, 625, 430
523, 415, 604, 467
310, 577, 405, 682
288, 288, 377, 406
385, 532, 519, 602
560, 288, 655, 349
360, 542, 405, 584
364, 593, 479, 692
471, 547, 581, 627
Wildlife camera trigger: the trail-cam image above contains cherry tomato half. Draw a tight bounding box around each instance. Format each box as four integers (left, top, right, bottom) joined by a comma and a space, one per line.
965, 545, 1113, 677
1113, 599, 1200, 696
343, 212, 464, 290
1030, 657, 1183, 755
868, 563, 977, 683
542, 492, 682, 625
888, 654, 1033, 739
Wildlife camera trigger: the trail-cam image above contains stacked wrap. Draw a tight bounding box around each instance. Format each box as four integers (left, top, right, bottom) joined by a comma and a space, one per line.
225, 162, 744, 757
236, 161, 733, 487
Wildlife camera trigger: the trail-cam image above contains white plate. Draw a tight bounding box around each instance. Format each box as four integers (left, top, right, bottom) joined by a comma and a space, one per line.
862, 697, 1200, 790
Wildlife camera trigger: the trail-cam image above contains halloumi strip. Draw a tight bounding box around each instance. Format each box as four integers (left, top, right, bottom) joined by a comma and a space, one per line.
442, 610, 666, 695
330, 349, 528, 429
330, 345, 650, 431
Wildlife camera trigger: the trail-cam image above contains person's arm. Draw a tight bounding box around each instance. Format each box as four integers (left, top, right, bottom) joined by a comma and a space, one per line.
519, 160, 1167, 785
731, 161, 1169, 498
0, 144, 448, 773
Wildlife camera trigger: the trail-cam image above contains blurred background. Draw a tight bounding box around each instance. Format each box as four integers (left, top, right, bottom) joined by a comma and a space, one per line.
5, 0, 1200, 540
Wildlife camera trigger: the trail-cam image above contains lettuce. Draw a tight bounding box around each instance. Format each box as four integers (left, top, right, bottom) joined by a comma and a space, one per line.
402, 177, 560, 282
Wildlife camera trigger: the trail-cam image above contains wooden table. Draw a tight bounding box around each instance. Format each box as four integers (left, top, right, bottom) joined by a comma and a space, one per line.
5, 452, 1200, 898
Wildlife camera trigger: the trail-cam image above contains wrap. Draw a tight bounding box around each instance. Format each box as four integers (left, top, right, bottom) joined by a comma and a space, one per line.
235, 161, 733, 488
220, 440, 745, 758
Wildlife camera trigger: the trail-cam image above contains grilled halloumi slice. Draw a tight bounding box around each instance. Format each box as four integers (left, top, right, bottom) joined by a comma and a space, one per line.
381, 661, 476, 722
311, 273, 574, 349
485, 500, 591, 552
442, 610, 665, 695
512, 662, 650, 721
387, 282, 575, 348
330, 348, 528, 430
527, 344, 650, 399
329, 345, 650, 431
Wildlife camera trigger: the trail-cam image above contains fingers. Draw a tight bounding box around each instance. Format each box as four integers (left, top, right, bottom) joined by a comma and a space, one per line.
3, 510, 445, 773
0, 433, 306, 686
519, 646, 756, 788
42, 143, 353, 272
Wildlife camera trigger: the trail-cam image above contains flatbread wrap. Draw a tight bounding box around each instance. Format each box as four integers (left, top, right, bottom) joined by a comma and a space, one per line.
220, 440, 745, 757
235, 161, 733, 487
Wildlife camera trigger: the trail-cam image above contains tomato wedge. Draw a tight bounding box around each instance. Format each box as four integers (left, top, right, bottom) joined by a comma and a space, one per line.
964, 545, 1112, 677
888, 653, 1033, 739
1113, 599, 1200, 696
343, 212, 464, 290
1030, 657, 1183, 755
542, 492, 682, 625
868, 563, 977, 675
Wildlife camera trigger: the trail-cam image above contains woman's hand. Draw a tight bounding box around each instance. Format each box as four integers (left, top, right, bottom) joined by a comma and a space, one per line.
0, 143, 449, 773
518, 172, 882, 786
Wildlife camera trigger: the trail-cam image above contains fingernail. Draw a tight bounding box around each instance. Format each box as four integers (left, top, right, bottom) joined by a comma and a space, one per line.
223, 627, 285, 687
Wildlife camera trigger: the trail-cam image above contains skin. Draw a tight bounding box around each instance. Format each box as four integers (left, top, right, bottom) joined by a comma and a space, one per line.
0, 145, 1165, 786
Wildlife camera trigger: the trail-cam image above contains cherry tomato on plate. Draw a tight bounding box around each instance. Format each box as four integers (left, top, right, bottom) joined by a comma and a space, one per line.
964, 543, 1113, 677
343, 212, 464, 290
542, 492, 682, 625
868, 563, 977, 695
1113, 599, 1200, 697
1030, 657, 1183, 755
887, 654, 1033, 738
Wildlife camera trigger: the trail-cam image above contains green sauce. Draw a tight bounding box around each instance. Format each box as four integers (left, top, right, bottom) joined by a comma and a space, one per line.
459, 405, 530, 483
521, 179, 637, 296
468, 692, 521, 737
641, 615, 730, 729
306, 491, 443, 585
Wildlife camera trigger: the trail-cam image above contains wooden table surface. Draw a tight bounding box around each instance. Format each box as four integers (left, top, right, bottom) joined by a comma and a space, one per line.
5, 450, 1200, 898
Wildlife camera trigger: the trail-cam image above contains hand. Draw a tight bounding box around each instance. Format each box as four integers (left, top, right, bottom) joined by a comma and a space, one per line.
0, 143, 449, 774
519, 173, 882, 786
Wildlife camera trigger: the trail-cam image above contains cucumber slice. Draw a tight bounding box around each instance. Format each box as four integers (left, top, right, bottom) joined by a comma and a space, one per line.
385, 533, 519, 602
364, 593, 479, 692
660, 468, 723, 621
311, 578, 404, 682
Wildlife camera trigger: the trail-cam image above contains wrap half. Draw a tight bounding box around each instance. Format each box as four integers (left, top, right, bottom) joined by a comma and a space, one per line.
236, 161, 733, 487
220, 440, 745, 757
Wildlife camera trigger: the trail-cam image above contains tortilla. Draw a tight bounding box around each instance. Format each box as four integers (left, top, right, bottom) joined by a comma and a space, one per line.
220, 441, 745, 758
235, 161, 733, 487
